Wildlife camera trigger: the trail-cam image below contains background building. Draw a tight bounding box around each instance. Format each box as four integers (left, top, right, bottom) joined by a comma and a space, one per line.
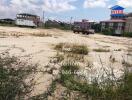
110, 5, 126, 20
16, 13, 40, 27
101, 5, 132, 35
101, 5, 126, 35
125, 13, 132, 32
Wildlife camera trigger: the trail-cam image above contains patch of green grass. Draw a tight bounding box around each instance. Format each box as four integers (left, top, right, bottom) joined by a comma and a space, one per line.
0, 52, 37, 100
59, 60, 132, 100
61, 61, 79, 72
93, 48, 110, 52
60, 61, 103, 99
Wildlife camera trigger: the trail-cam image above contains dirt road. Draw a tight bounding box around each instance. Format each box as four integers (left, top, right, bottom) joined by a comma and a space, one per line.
0, 26, 132, 96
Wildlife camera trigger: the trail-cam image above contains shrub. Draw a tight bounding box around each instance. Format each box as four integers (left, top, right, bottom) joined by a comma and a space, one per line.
54, 43, 64, 51
91, 23, 101, 33
0, 52, 37, 100
123, 32, 132, 37
93, 48, 110, 52
55, 43, 89, 55
102, 28, 114, 36
71, 45, 89, 55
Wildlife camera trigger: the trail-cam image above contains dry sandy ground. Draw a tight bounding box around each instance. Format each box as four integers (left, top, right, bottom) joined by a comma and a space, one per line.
0, 26, 132, 97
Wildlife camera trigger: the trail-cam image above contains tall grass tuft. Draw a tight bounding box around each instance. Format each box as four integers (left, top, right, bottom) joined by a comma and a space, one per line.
54, 43, 64, 51
93, 48, 110, 52
71, 44, 89, 55
55, 43, 89, 55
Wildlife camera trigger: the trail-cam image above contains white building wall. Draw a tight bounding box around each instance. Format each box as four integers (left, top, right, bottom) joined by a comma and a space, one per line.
16, 19, 37, 27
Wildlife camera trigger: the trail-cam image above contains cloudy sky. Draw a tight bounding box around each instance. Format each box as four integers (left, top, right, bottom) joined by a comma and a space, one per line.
0, 0, 132, 21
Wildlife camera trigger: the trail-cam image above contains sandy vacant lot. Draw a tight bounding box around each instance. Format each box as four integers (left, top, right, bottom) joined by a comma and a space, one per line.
0, 26, 132, 97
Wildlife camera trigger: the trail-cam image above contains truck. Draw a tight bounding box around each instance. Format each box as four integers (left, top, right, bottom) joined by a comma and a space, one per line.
73, 20, 95, 34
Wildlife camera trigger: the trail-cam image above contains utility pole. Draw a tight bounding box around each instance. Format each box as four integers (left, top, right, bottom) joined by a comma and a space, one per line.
43, 11, 45, 28
70, 17, 73, 30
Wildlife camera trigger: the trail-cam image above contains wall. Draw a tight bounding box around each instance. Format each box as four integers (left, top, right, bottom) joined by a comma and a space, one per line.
125, 17, 132, 32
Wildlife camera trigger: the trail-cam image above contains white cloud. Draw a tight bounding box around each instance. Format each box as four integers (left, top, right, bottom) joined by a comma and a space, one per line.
84, 0, 109, 8
117, 0, 132, 8
0, 0, 15, 18
0, 0, 77, 18
42, 0, 76, 12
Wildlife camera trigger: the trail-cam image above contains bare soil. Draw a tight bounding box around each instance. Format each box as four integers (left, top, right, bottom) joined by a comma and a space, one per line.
0, 26, 132, 97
